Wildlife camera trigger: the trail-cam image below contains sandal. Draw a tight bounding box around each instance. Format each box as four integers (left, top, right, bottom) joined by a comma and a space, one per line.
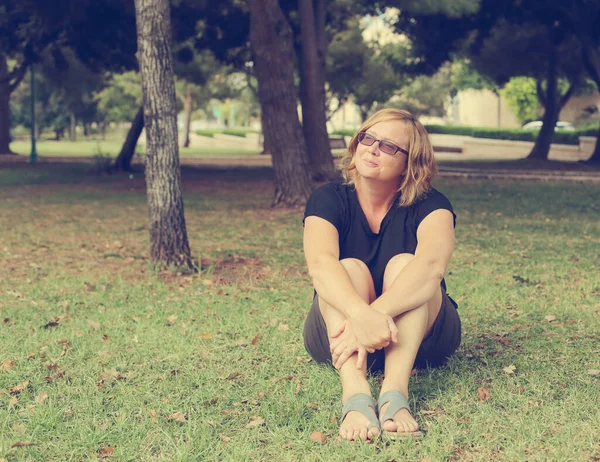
340, 393, 381, 439
378, 390, 424, 439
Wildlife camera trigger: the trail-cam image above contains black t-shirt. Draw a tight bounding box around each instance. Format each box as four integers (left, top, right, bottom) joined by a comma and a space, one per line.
303, 180, 456, 296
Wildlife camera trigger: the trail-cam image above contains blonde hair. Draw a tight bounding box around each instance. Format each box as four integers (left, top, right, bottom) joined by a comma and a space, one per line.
340, 108, 438, 207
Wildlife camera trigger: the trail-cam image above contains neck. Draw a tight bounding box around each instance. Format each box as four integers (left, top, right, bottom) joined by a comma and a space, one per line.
355, 177, 400, 213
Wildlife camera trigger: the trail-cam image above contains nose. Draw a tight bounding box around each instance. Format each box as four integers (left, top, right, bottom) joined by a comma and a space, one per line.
366, 141, 380, 156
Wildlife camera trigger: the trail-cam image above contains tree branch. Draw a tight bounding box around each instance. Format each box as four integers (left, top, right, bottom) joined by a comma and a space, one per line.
536, 79, 546, 107
559, 82, 577, 109
8, 60, 29, 92
581, 44, 600, 90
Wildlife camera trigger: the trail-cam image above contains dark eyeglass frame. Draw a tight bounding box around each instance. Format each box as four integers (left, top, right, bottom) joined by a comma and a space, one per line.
357, 131, 409, 157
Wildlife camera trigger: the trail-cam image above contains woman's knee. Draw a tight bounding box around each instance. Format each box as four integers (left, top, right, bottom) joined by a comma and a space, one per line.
383, 253, 415, 292
339, 258, 375, 302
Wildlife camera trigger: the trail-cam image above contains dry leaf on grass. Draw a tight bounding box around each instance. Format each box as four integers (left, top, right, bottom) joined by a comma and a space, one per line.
246, 416, 265, 428
503, 365, 516, 374
35, 392, 48, 404
99, 446, 115, 457
251, 333, 263, 345
219, 433, 232, 442
167, 411, 187, 423
544, 315, 556, 322
477, 387, 491, 401
309, 431, 327, 444
149, 409, 157, 424
166, 315, 177, 326
225, 372, 240, 381
588, 369, 600, 376
100, 368, 123, 381
278, 323, 289, 331
1, 359, 14, 371
498, 337, 510, 345
11, 442, 38, 448
12, 423, 26, 434
9, 381, 29, 395
88, 320, 101, 330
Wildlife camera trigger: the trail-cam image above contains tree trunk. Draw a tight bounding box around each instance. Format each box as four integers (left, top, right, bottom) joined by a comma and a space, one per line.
69, 110, 76, 141
183, 85, 192, 148
0, 54, 15, 155
580, 42, 600, 163
528, 46, 559, 161
249, 0, 313, 207
113, 106, 144, 171
298, 0, 335, 180
588, 125, 600, 163
134, 0, 193, 269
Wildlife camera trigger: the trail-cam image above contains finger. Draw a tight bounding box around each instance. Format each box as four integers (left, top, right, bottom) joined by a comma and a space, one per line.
356, 348, 368, 369
330, 321, 347, 339
388, 318, 399, 343
335, 347, 355, 370
333, 342, 349, 360
329, 337, 341, 352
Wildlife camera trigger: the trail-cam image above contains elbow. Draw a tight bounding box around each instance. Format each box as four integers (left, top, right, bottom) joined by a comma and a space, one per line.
307, 254, 334, 280
424, 257, 446, 282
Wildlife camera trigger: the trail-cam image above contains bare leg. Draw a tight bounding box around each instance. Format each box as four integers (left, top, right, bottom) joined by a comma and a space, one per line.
318, 258, 379, 441
378, 253, 443, 434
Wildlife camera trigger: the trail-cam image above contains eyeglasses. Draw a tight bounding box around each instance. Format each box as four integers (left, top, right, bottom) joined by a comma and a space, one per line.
357, 132, 409, 156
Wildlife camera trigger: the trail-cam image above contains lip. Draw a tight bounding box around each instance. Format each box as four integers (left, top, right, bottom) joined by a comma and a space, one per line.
363, 159, 378, 168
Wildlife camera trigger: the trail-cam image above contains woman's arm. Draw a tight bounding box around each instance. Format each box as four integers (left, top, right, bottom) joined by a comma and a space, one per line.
371, 209, 455, 317
303, 216, 397, 351
303, 216, 370, 318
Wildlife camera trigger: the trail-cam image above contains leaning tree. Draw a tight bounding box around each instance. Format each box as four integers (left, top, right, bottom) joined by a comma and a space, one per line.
248, 0, 313, 207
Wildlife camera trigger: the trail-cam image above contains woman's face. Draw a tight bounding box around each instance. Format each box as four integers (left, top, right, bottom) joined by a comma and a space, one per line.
354, 119, 409, 185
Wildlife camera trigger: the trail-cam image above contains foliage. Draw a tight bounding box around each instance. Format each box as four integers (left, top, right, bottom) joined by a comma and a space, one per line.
95, 72, 142, 125
388, 62, 454, 118
332, 125, 588, 145
499, 77, 541, 125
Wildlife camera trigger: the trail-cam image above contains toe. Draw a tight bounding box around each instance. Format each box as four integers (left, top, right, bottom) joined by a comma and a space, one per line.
359, 427, 368, 441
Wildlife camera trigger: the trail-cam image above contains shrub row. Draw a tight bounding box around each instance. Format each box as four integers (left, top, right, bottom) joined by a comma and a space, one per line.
195, 129, 259, 138
332, 125, 599, 146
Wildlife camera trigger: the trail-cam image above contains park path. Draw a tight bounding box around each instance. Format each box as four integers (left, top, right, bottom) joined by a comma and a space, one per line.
1, 152, 600, 184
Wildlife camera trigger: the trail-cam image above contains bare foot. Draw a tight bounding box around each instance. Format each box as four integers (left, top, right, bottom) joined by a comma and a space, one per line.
378, 403, 420, 434
339, 398, 380, 441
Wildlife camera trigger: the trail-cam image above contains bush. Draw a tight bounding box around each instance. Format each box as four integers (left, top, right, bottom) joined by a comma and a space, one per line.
195, 129, 259, 138
335, 124, 597, 146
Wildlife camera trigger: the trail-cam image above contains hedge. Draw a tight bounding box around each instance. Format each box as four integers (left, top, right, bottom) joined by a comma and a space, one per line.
195, 129, 259, 138
331, 124, 599, 146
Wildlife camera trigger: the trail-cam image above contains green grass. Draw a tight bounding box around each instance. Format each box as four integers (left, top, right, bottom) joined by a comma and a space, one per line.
1, 164, 599, 460
9, 139, 260, 158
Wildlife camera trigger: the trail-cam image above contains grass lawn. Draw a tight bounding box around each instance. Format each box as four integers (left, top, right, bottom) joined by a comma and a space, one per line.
9, 138, 260, 158
1, 163, 599, 460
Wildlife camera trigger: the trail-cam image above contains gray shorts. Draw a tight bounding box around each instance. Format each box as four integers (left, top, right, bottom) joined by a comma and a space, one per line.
303, 289, 461, 372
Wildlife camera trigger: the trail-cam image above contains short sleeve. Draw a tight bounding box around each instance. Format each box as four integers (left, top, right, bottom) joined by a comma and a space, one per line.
303, 182, 346, 233
414, 189, 456, 228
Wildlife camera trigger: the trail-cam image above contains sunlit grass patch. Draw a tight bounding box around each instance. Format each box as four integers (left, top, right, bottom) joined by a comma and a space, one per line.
0, 164, 599, 460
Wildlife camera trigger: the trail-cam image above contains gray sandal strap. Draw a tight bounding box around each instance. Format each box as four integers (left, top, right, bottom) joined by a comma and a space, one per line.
378, 390, 411, 425
341, 393, 380, 432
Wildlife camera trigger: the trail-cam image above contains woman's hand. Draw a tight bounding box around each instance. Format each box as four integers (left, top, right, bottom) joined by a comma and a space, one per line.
329, 320, 373, 370
345, 308, 398, 351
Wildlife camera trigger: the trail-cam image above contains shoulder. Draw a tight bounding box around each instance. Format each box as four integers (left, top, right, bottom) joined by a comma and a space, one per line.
304, 181, 351, 231
411, 188, 456, 227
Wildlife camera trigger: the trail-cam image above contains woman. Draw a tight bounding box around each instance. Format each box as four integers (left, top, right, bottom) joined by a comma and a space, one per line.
302, 108, 461, 441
